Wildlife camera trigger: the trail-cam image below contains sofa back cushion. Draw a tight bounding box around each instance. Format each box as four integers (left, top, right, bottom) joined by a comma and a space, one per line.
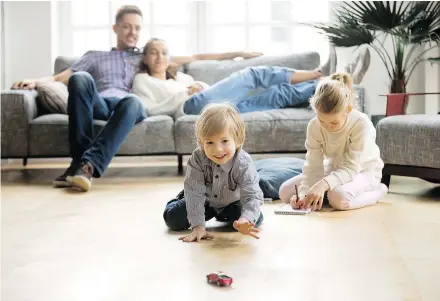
184, 51, 320, 85
54, 56, 80, 74
54, 51, 320, 82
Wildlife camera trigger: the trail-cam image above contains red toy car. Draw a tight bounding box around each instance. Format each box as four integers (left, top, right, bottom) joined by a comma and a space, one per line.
206, 272, 233, 287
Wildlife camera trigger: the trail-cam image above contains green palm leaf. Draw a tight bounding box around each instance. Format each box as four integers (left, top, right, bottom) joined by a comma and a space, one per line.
306, 1, 440, 92
344, 1, 408, 31
312, 22, 374, 47
399, 2, 440, 43
427, 57, 440, 64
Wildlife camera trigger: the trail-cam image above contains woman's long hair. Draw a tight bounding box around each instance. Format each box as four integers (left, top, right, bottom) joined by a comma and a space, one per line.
138, 38, 175, 80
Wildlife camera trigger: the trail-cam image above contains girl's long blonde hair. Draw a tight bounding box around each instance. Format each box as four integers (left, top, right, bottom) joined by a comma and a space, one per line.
310, 72, 357, 114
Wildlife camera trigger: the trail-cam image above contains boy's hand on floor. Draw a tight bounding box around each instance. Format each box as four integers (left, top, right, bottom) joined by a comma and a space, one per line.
233, 217, 260, 239
179, 226, 214, 243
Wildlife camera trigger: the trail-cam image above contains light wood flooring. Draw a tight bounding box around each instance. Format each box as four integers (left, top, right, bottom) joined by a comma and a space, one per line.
1, 157, 440, 301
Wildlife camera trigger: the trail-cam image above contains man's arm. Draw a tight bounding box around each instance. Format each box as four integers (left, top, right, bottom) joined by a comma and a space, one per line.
11, 69, 73, 90
171, 51, 263, 66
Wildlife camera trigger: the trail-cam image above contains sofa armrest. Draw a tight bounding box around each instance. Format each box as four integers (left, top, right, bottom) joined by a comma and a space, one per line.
1, 90, 39, 158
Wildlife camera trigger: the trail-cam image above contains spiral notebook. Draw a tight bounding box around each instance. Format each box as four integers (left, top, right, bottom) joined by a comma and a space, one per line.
274, 204, 312, 215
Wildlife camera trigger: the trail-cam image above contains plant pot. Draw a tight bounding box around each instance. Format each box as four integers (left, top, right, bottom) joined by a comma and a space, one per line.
387, 79, 408, 116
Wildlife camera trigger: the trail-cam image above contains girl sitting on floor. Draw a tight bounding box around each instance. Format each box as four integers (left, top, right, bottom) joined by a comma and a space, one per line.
279, 72, 388, 211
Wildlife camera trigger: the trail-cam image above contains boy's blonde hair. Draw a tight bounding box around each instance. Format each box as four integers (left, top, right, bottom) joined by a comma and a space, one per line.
310, 72, 357, 114
195, 103, 245, 149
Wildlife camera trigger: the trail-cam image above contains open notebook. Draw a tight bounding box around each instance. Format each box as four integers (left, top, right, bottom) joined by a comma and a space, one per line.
274, 204, 312, 215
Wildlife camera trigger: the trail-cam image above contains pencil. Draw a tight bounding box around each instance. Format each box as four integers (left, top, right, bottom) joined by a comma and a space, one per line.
295, 185, 298, 197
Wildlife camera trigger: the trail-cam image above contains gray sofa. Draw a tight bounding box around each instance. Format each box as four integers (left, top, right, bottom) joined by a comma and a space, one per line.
1, 51, 364, 174
377, 114, 440, 186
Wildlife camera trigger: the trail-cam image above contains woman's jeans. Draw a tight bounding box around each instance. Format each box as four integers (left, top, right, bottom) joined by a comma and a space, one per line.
183, 66, 317, 115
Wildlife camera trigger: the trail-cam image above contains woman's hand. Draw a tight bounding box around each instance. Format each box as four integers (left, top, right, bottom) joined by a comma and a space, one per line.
233, 217, 260, 239
179, 226, 214, 242
304, 180, 329, 211
187, 83, 204, 96
238, 51, 263, 59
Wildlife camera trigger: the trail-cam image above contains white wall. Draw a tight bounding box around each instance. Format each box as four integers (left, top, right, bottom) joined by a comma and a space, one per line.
3, 1, 54, 88
424, 46, 440, 115
1, 2, 5, 91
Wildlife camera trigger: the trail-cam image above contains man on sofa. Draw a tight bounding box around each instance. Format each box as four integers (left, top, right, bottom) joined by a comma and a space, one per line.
11, 5, 262, 192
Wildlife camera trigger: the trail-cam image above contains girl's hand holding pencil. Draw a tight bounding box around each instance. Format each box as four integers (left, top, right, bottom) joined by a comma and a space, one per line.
289, 185, 306, 209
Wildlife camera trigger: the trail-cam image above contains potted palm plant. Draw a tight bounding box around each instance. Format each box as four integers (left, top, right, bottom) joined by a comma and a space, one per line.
309, 1, 440, 94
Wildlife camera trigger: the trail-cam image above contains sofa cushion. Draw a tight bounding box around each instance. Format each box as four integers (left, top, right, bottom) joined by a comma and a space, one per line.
255, 157, 305, 200
37, 81, 68, 114
184, 52, 320, 85
54, 56, 80, 74
377, 115, 440, 169
29, 114, 176, 156
174, 108, 315, 154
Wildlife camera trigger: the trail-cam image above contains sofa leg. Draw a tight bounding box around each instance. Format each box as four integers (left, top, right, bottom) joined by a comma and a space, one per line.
177, 155, 183, 175
381, 174, 391, 188
23, 158, 28, 166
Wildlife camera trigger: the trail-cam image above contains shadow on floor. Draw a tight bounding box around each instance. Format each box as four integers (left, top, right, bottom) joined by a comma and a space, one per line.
1, 165, 184, 186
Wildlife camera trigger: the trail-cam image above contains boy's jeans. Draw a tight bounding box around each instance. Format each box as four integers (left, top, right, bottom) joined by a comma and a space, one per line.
163, 190, 264, 231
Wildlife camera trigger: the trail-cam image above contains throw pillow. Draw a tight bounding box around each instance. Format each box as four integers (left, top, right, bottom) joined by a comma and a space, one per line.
255, 157, 305, 200
37, 81, 68, 114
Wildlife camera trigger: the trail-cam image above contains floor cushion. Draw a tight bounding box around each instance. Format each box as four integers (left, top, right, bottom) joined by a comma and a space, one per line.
255, 157, 305, 200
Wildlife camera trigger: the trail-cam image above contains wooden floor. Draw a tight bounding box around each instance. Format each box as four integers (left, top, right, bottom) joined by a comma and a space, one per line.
2, 157, 440, 301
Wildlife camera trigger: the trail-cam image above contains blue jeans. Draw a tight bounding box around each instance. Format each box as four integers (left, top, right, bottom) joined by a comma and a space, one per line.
163, 190, 264, 231
67, 71, 146, 177
183, 66, 317, 115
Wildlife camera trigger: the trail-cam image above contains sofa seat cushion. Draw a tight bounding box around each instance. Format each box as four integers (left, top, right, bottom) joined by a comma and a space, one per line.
174, 108, 315, 154
377, 115, 440, 169
29, 114, 175, 156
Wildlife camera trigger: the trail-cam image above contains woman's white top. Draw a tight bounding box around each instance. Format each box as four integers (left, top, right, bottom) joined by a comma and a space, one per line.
132, 72, 209, 119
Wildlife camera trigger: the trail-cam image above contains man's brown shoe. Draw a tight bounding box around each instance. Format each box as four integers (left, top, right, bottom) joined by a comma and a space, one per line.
66, 161, 94, 192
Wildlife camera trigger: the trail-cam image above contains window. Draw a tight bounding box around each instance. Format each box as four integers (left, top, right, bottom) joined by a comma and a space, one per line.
57, 1, 193, 57
57, 1, 329, 61
206, 1, 330, 60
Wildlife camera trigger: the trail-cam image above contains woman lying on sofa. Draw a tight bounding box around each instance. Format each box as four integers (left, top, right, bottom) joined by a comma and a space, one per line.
132, 38, 323, 119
